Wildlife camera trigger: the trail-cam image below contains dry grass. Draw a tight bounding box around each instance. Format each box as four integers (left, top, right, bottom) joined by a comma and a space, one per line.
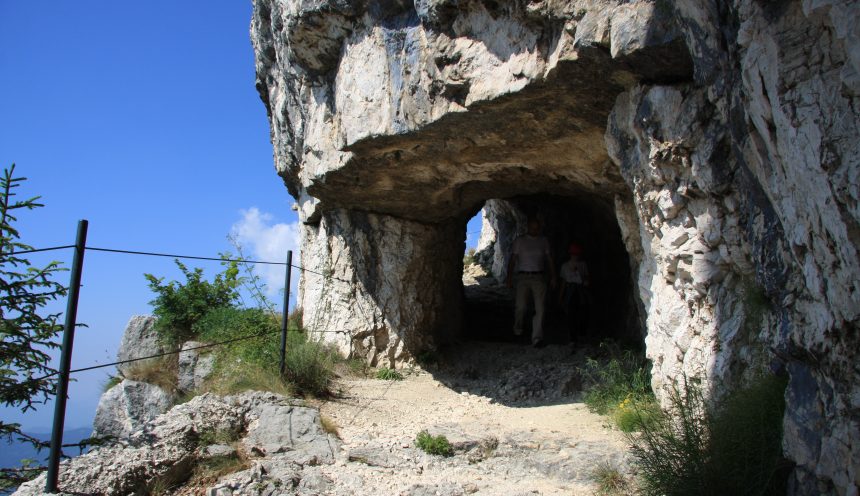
190, 447, 251, 488
123, 356, 179, 394
591, 461, 631, 495
199, 360, 293, 398
320, 414, 340, 439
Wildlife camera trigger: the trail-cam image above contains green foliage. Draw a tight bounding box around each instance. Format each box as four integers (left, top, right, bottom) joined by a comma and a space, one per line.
195, 307, 280, 366
463, 248, 477, 267
145, 259, 240, 348
613, 394, 660, 433
194, 307, 288, 396
0, 164, 68, 487
579, 342, 655, 432
415, 431, 453, 457
102, 375, 122, 392
375, 367, 404, 381
194, 307, 337, 397
631, 375, 789, 496
282, 330, 338, 397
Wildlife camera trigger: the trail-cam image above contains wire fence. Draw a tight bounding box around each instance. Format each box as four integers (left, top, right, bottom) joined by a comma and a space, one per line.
12, 241, 358, 387
6, 216, 490, 486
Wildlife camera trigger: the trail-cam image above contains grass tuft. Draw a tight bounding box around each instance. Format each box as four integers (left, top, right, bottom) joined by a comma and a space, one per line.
375, 367, 404, 381
416, 430, 453, 457
123, 356, 179, 394
320, 415, 340, 438
591, 461, 631, 495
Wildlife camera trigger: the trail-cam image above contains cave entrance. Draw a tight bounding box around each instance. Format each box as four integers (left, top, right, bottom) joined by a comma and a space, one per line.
461, 193, 640, 346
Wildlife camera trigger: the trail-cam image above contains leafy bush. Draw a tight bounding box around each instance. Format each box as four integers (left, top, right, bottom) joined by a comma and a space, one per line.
145, 260, 240, 348
416, 431, 453, 457
631, 375, 789, 496
195, 307, 280, 366
375, 367, 404, 381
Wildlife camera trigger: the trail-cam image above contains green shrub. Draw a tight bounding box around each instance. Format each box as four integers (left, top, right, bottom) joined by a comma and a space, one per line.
195, 307, 280, 367
193, 307, 338, 397
612, 395, 660, 433
375, 367, 404, 381
631, 375, 789, 496
282, 331, 338, 397
145, 260, 240, 348
416, 431, 453, 457
579, 341, 656, 431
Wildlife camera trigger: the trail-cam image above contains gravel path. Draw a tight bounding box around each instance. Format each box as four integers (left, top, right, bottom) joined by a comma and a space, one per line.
315, 341, 633, 496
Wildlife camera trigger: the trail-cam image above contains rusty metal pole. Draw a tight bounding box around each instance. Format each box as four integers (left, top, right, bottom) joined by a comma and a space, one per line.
46, 219, 88, 493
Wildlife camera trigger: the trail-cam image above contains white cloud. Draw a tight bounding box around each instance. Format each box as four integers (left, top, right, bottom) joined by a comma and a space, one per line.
231, 208, 300, 305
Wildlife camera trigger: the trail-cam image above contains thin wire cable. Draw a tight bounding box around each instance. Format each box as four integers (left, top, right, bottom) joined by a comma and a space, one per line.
5, 245, 75, 256
288, 263, 351, 284
87, 246, 288, 266
23, 325, 352, 385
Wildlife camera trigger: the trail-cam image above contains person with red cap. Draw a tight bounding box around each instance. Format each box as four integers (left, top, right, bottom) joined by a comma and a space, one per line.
559, 243, 591, 342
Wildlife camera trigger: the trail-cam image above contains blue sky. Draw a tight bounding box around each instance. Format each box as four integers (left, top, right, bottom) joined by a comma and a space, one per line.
0, 1, 482, 432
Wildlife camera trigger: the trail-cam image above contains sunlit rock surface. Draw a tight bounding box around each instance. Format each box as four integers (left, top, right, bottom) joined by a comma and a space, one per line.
251, 0, 859, 492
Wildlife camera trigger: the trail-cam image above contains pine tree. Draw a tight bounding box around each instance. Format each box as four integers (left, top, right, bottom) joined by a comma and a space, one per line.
0, 164, 67, 487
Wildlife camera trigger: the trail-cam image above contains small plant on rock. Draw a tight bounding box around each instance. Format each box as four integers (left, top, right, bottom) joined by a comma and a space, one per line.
416, 430, 453, 457
375, 367, 404, 381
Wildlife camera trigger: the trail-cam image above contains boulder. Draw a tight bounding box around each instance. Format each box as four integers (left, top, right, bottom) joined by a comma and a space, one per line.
116, 315, 163, 377
92, 379, 174, 439
14, 392, 339, 496
177, 341, 216, 392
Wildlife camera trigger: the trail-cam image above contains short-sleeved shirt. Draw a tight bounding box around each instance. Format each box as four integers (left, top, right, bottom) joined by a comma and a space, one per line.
512, 235, 551, 272
560, 259, 589, 284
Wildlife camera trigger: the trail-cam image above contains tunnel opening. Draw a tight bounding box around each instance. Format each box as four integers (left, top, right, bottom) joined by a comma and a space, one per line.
460, 193, 640, 348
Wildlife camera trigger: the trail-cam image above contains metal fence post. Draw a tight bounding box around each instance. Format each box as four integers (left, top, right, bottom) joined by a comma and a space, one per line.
45, 219, 88, 493
279, 250, 293, 377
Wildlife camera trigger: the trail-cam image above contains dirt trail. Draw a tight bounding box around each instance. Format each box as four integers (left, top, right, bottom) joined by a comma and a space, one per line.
316, 341, 632, 496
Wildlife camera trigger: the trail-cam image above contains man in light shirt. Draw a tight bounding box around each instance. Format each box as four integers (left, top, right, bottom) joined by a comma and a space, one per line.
506, 218, 556, 347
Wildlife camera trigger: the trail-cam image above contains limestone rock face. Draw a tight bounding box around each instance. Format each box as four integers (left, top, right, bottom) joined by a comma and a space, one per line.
91, 379, 174, 439
116, 315, 162, 376
177, 341, 215, 392
15, 393, 337, 496
252, 0, 859, 493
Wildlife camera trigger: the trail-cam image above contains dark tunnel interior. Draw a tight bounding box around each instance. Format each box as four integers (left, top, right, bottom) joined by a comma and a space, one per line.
461, 194, 641, 346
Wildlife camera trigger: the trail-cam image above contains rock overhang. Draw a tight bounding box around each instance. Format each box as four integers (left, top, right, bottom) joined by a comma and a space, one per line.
252, 0, 693, 223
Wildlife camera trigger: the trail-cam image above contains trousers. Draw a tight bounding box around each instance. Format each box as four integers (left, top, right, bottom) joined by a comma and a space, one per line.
514, 273, 547, 343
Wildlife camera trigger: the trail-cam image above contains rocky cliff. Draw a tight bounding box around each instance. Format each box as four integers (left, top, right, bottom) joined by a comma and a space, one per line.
250, 0, 859, 493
